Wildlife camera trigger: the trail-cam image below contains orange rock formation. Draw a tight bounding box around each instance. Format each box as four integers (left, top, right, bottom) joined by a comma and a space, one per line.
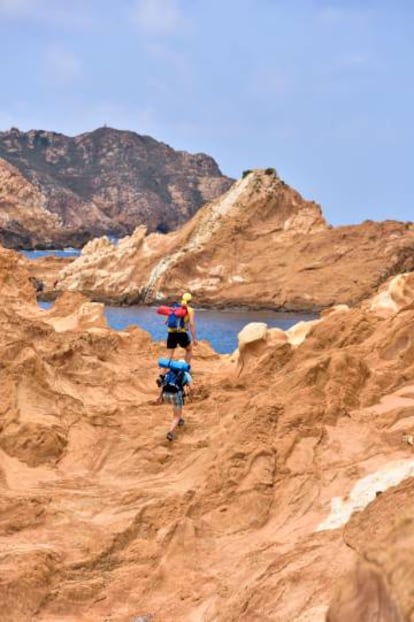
1, 246, 414, 620
54, 169, 414, 310
0, 158, 62, 247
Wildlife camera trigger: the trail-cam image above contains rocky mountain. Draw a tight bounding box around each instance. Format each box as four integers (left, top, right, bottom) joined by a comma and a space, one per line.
1, 247, 414, 620
0, 126, 234, 248
48, 168, 414, 310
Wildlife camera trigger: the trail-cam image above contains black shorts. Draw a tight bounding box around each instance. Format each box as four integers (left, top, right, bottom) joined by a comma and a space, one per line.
167, 331, 191, 349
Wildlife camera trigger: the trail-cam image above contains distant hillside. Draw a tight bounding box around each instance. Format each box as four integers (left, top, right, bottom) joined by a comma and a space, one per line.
0, 126, 234, 248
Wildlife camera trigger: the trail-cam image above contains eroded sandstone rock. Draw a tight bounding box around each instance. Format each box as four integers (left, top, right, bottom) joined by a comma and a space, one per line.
54, 169, 414, 311
328, 479, 414, 621
1, 246, 414, 620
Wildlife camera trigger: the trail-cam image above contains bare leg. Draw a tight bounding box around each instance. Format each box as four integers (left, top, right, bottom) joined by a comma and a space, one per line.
168, 405, 183, 435
166, 347, 175, 361
185, 343, 193, 364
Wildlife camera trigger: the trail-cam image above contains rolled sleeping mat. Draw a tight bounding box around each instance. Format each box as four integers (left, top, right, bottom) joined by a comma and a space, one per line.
156, 305, 172, 316
156, 305, 186, 317
158, 357, 191, 372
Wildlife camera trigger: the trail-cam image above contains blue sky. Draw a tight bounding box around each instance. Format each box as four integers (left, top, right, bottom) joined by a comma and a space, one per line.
0, 0, 413, 225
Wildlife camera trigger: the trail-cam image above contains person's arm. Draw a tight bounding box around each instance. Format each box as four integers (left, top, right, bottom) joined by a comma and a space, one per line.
189, 308, 197, 345
155, 388, 163, 404
184, 372, 193, 399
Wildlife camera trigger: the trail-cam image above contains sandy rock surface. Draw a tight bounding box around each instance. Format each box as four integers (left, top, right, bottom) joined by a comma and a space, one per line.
0, 159, 62, 247
0, 246, 414, 620
54, 169, 414, 311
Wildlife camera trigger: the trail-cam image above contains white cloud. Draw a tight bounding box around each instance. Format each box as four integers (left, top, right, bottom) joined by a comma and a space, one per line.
317, 4, 371, 27
251, 66, 296, 99
146, 41, 187, 71
318, 6, 346, 25
0, 0, 91, 27
45, 47, 82, 85
338, 51, 370, 68
0, 0, 39, 14
131, 0, 185, 35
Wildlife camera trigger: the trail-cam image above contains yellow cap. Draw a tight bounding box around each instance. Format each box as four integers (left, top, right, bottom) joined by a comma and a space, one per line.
181, 292, 192, 303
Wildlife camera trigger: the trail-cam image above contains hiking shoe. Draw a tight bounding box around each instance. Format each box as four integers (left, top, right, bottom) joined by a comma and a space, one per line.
178, 418, 185, 427
166, 431, 174, 441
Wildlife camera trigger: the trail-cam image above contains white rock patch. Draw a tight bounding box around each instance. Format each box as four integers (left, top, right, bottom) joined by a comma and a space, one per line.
142, 174, 253, 299
316, 459, 414, 532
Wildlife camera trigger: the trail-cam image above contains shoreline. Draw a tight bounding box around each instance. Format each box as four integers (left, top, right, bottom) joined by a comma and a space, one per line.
37, 290, 322, 316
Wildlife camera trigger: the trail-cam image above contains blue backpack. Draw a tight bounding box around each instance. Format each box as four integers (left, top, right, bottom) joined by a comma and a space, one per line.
167, 302, 187, 330
162, 369, 188, 394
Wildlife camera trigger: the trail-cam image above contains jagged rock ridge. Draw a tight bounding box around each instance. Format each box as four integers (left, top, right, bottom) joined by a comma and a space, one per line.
0, 126, 234, 248
51, 168, 414, 310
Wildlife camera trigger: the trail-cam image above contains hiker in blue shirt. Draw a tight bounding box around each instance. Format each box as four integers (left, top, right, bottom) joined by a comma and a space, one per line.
155, 363, 192, 441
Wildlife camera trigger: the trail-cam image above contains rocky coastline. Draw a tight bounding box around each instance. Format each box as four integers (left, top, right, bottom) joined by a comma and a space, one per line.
26, 169, 414, 315
7, 163, 414, 620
